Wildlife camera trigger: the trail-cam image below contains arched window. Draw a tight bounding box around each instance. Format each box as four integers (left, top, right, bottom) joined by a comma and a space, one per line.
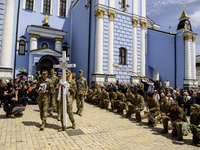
41, 42, 49, 49
43, 0, 51, 14
60, 0, 66, 17
119, 47, 127, 65
26, 0, 34, 10
19, 40, 26, 55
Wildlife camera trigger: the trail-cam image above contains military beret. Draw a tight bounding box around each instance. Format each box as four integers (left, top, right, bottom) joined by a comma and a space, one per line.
191, 104, 200, 110
57, 72, 62, 76
79, 70, 83, 73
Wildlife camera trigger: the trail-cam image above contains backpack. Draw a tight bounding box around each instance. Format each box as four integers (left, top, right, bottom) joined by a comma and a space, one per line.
3, 98, 13, 113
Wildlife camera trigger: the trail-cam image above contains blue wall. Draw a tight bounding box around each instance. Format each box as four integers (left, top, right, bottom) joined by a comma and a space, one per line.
70, 0, 90, 80
147, 29, 175, 88
15, 0, 72, 76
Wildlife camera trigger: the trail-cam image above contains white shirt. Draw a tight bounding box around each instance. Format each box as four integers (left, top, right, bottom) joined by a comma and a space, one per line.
165, 81, 169, 88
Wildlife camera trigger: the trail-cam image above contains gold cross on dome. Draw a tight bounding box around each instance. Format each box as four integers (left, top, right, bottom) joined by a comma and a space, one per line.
44, 15, 50, 25
183, 3, 185, 9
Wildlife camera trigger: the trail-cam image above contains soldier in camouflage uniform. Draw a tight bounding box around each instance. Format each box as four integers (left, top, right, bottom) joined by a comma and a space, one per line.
58, 69, 76, 132
90, 85, 97, 104
76, 70, 88, 116
94, 85, 102, 106
100, 87, 110, 109
170, 101, 187, 141
126, 90, 144, 122
72, 73, 76, 101
49, 68, 58, 115
142, 92, 160, 127
117, 92, 126, 113
110, 90, 118, 111
35, 70, 53, 130
190, 104, 200, 146
160, 95, 171, 133
86, 88, 93, 102
54, 72, 62, 121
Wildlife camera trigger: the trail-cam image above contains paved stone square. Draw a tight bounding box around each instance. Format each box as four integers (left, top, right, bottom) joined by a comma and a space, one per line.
0, 102, 198, 150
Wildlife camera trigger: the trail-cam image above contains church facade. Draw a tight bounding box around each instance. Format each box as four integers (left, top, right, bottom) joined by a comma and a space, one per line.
0, 0, 198, 89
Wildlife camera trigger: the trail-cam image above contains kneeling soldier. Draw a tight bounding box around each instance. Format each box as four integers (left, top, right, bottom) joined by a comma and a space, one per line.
170, 101, 187, 141
160, 95, 171, 133
190, 104, 200, 146
126, 90, 144, 122
110, 90, 118, 111
142, 92, 160, 127
58, 70, 76, 132
100, 87, 109, 109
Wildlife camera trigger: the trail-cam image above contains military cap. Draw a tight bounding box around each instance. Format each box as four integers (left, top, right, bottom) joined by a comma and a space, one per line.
72, 73, 76, 76
79, 70, 83, 73
191, 104, 200, 110
57, 72, 62, 76
66, 69, 71, 74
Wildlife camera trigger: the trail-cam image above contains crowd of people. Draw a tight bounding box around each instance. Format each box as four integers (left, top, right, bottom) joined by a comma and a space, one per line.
0, 71, 200, 147
86, 78, 200, 147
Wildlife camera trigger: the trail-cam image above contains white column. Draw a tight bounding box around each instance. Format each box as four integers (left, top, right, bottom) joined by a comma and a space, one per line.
55, 38, 63, 52
94, 9, 105, 74
153, 69, 159, 80
109, 0, 115, 7
192, 36, 196, 79
29, 34, 39, 75
0, 0, 15, 68
141, 0, 146, 17
140, 21, 146, 75
184, 35, 191, 79
132, 19, 138, 73
133, 0, 138, 15
96, 0, 104, 5
107, 12, 115, 74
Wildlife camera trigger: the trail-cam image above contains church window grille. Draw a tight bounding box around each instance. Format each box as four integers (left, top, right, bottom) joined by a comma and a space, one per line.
119, 48, 127, 65
43, 0, 51, 14
25, 0, 34, 10
19, 40, 26, 55
41, 42, 49, 49
60, 0, 66, 17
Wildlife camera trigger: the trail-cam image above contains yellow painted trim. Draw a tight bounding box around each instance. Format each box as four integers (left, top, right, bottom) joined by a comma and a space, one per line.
54, 38, 64, 42
29, 34, 39, 39
108, 12, 115, 20
184, 35, 191, 41
140, 21, 146, 28
95, 9, 105, 17
192, 36, 196, 42
132, 19, 138, 26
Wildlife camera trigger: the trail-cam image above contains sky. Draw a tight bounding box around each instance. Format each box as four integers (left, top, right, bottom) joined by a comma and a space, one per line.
146, 0, 200, 55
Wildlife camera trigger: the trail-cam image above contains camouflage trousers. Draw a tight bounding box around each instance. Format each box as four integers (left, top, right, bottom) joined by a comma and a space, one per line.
142, 111, 159, 124
162, 116, 171, 130
60, 95, 75, 124
49, 92, 56, 111
172, 121, 184, 138
100, 99, 109, 109
126, 105, 142, 121
38, 96, 49, 123
76, 94, 85, 113
193, 128, 200, 144
110, 100, 119, 110
118, 101, 127, 112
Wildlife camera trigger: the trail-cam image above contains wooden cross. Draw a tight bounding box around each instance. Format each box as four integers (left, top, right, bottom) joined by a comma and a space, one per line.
44, 15, 50, 25
53, 51, 76, 126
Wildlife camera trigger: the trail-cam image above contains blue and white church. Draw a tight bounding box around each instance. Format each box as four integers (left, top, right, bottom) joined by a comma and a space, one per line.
0, 0, 198, 89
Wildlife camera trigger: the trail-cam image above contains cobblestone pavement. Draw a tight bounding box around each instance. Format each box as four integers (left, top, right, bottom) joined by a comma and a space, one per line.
0, 102, 198, 150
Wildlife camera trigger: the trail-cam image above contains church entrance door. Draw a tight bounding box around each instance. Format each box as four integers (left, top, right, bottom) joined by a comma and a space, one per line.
38, 55, 59, 74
